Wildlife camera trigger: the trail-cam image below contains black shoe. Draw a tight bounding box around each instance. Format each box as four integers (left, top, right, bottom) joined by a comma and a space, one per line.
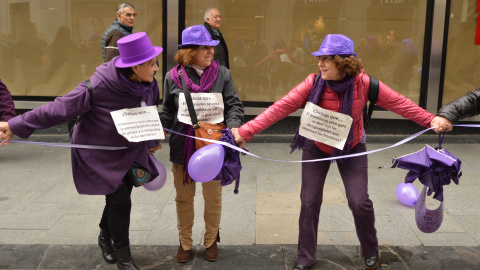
292, 262, 308, 270
364, 250, 380, 270
116, 245, 139, 270
98, 229, 116, 264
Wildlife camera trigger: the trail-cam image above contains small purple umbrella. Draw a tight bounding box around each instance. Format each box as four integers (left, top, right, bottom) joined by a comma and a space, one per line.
391, 134, 461, 202
216, 129, 243, 194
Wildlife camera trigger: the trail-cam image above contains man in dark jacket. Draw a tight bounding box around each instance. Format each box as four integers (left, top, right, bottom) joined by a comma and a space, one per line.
204, 8, 229, 68
431, 87, 480, 133
0, 78, 15, 145
102, 3, 135, 62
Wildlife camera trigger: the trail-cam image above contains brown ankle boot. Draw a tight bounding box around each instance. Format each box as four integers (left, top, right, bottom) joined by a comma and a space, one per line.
177, 244, 191, 263
205, 242, 218, 261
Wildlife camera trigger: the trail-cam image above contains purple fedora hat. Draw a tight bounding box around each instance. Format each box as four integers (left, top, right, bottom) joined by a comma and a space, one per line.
311, 34, 357, 57
178, 25, 220, 49
115, 32, 163, 68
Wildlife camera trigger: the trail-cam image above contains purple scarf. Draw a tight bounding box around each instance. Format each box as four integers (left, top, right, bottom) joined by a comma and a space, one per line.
290, 74, 355, 158
119, 72, 158, 97
170, 60, 220, 184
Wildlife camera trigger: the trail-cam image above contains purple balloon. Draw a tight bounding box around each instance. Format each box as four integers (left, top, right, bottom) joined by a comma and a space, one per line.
188, 144, 225, 183
143, 154, 167, 191
395, 183, 419, 206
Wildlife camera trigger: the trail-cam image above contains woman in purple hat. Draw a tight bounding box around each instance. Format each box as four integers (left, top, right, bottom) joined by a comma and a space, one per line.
232, 34, 436, 270
0, 78, 15, 140
160, 24, 244, 263
0, 32, 163, 270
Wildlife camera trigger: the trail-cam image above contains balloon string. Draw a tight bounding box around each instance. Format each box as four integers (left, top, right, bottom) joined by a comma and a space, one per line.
4, 124, 480, 163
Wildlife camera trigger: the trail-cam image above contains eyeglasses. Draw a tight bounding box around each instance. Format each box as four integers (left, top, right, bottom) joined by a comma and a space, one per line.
121, 12, 137, 18
316, 56, 333, 63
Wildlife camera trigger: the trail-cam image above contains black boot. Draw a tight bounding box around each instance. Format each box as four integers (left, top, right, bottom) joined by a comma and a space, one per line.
116, 245, 139, 270
364, 250, 380, 270
98, 229, 116, 264
292, 262, 308, 270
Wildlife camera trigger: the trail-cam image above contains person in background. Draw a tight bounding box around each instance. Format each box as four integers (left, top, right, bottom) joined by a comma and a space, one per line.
204, 7, 229, 68
431, 87, 480, 133
82, 18, 106, 77
102, 3, 136, 62
232, 34, 436, 270
161, 25, 244, 263
0, 78, 15, 144
392, 38, 418, 96
0, 32, 163, 270
48, 26, 82, 89
253, 40, 304, 99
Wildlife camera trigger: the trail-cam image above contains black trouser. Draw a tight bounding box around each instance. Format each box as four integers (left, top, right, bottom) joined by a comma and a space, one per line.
99, 174, 133, 249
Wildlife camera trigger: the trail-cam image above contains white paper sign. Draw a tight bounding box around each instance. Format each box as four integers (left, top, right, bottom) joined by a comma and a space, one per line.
299, 102, 353, 150
415, 186, 444, 233
178, 93, 224, 125
110, 106, 165, 142
279, 53, 292, 64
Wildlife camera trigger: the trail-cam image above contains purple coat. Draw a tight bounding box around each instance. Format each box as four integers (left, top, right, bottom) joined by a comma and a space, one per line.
0, 78, 16, 121
8, 57, 160, 195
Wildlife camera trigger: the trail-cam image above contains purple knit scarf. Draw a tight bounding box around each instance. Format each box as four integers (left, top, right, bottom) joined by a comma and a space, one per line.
170, 60, 220, 184
119, 72, 158, 97
290, 74, 355, 158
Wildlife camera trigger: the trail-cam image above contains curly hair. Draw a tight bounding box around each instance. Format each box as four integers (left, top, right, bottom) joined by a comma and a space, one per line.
332, 55, 363, 77
174, 47, 198, 66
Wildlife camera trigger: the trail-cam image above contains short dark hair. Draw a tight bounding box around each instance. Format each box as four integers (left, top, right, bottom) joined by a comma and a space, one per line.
117, 66, 135, 78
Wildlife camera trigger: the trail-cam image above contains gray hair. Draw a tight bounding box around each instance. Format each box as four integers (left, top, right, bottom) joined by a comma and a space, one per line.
204, 8, 218, 21
117, 3, 135, 13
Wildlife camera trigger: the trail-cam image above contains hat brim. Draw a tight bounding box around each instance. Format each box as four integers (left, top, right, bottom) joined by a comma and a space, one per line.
115, 47, 163, 68
311, 51, 357, 57
178, 40, 220, 49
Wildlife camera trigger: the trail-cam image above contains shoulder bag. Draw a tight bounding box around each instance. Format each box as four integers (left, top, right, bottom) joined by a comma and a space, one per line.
180, 74, 226, 149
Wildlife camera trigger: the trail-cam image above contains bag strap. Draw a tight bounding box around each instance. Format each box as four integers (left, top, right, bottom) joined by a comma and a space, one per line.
77, 80, 93, 122
180, 74, 200, 129
68, 80, 93, 138
364, 75, 379, 129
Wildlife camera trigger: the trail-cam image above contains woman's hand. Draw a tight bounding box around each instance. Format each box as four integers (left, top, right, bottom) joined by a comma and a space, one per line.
430, 116, 453, 133
147, 144, 162, 155
231, 128, 246, 148
0, 121, 13, 146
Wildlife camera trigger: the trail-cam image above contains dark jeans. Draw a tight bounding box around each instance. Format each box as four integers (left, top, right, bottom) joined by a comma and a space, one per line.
99, 174, 133, 249
297, 140, 378, 266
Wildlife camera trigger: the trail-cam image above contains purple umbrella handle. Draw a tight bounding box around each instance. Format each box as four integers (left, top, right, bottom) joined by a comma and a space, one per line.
435, 132, 445, 150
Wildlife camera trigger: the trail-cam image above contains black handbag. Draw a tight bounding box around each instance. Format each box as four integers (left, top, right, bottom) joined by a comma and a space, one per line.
128, 163, 152, 187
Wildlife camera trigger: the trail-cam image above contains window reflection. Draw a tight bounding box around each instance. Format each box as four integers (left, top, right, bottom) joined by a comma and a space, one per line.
443, 0, 480, 105
186, 0, 427, 103
0, 0, 163, 97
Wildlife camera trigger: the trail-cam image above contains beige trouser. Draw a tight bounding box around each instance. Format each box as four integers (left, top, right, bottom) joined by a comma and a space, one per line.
172, 163, 222, 251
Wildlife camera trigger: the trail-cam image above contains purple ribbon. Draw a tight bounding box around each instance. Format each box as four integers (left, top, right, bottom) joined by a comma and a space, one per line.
7, 140, 127, 150
4, 124, 480, 162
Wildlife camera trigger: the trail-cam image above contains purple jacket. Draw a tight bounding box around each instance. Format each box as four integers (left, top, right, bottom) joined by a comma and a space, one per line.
0, 78, 15, 121
8, 57, 160, 195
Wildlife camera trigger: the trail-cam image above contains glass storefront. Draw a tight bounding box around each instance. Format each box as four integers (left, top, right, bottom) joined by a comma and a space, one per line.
443, 0, 480, 105
2, 0, 479, 118
0, 0, 163, 97
186, 0, 428, 103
